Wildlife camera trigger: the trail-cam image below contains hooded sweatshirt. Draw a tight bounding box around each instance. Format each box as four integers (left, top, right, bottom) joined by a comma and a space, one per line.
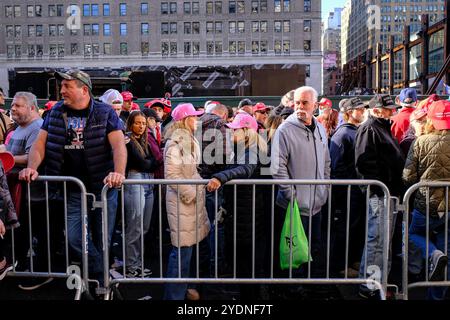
271, 113, 331, 215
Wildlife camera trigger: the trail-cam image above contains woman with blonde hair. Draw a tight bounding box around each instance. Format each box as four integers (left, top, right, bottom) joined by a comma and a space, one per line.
163, 103, 210, 300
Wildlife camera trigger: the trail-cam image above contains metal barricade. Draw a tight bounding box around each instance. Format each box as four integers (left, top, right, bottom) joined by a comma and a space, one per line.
6, 176, 90, 300
101, 179, 393, 300
401, 181, 450, 300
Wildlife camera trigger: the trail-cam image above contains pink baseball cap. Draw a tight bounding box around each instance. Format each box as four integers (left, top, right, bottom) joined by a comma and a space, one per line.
226, 113, 258, 131
171, 103, 204, 121
121, 91, 136, 102
0, 151, 15, 173
253, 102, 270, 113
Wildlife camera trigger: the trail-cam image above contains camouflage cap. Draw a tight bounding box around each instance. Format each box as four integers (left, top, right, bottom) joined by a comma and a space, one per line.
55, 69, 92, 90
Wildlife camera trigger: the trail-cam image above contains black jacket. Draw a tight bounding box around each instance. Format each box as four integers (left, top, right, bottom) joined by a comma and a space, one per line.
355, 115, 405, 197
330, 123, 358, 180
126, 139, 157, 174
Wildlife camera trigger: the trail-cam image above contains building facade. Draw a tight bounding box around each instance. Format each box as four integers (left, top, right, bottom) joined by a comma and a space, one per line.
0, 0, 323, 98
322, 8, 342, 95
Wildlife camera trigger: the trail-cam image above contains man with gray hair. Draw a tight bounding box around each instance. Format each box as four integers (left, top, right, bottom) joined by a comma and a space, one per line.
0, 92, 42, 170
271, 86, 330, 279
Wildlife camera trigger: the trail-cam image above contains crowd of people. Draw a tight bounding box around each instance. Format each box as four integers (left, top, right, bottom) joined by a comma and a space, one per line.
0, 70, 450, 300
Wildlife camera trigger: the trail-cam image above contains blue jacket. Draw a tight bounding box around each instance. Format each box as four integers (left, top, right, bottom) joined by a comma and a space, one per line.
45, 100, 121, 192
329, 123, 358, 180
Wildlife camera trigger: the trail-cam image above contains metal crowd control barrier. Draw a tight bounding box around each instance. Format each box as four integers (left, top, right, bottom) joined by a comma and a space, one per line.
7, 176, 89, 300
101, 179, 392, 300
401, 181, 450, 300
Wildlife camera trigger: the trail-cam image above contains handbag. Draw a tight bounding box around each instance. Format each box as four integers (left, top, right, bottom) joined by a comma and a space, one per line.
280, 200, 310, 270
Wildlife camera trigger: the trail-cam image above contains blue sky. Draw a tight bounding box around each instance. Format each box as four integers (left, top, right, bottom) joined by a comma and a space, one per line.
322, 0, 347, 21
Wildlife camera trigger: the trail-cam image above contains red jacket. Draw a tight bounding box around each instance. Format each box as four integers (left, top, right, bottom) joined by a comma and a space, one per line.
391, 107, 415, 143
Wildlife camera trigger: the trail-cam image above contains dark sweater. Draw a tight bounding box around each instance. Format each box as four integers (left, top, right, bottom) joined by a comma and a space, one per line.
126, 139, 156, 174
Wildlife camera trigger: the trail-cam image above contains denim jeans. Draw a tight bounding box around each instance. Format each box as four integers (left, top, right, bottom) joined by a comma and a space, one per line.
67, 188, 118, 280
359, 195, 397, 292
409, 208, 450, 300
205, 189, 225, 276
164, 239, 210, 300
124, 172, 154, 270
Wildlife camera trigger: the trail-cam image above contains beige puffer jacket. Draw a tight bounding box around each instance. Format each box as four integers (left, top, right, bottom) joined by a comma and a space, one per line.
403, 130, 450, 218
164, 128, 210, 247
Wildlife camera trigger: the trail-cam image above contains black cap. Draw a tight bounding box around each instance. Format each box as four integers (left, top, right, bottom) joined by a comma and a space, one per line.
368, 94, 399, 110
238, 98, 253, 109
142, 108, 162, 122
340, 97, 368, 112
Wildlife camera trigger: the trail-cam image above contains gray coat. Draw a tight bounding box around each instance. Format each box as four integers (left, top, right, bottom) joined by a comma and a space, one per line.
270, 114, 331, 215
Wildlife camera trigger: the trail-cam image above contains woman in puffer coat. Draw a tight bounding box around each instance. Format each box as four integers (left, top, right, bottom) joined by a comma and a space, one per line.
403, 100, 450, 300
163, 103, 210, 300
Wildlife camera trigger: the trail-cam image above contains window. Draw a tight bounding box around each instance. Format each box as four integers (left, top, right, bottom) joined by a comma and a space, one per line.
49, 5, 57, 17
184, 42, 191, 55
237, 1, 245, 13
170, 22, 177, 34
251, 1, 258, 13
184, 22, 191, 34
35, 5, 42, 17
70, 28, 78, 36
7, 46, 13, 59
27, 5, 34, 17
305, 65, 310, 77
260, 0, 267, 12
161, 23, 169, 34
215, 22, 222, 34
83, 4, 90, 16
50, 44, 57, 57
104, 43, 112, 55
229, 21, 236, 33
207, 41, 214, 55
6, 26, 13, 38
56, 4, 63, 16
170, 42, 177, 55
304, 0, 311, 12
252, 21, 259, 32
184, 2, 191, 14
91, 4, 99, 16
238, 21, 245, 33
58, 24, 64, 36
49, 25, 57, 37
120, 43, 127, 55
260, 21, 267, 32
15, 45, 22, 58
192, 2, 199, 14
28, 45, 35, 57
229, 41, 236, 54
238, 41, 245, 54
206, 2, 213, 14
103, 4, 110, 16
252, 41, 259, 54
170, 2, 177, 14
104, 24, 111, 36
260, 40, 268, 54
304, 20, 311, 32
36, 25, 43, 37
229, 1, 236, 13
141, 3, 149, 15
14, 25, 21, 38
274, 21, 281, 32
92, 24, 99, 36
206, 22, 214, 34
71, 43, 78, 55
215, 2, 222, 14
83, 24, 90, 36
14, 5, 21, 17
192, 22, 200, 34
5, 6, 13, 18
92, 43, 99, 56
283, 20, 290, 32
275, 0, 281, 12
84, 44, 92, 56
283, 0, 290, 12
193, 42, 200, 55
303, 40, 310, 52
215, 41, 222, 54
142, 23, 149, 35
28, 25, 35, 37
161, 42, 169, 56
161, 2, 169, 14
120, 23, 127, 36
120, 3, 126, 16
58, 44, 65, 57
274, 40, 281, 54
141, 42, 149, 55
36, 44, 43, 57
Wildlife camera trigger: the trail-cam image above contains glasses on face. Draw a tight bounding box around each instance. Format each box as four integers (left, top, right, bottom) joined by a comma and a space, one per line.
256, 110, 268, 115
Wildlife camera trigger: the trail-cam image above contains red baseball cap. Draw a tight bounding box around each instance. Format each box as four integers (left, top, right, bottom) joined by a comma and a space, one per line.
121, 91, 136, 102
144, 98, 171, 114
413, 94, 439, 121
0, 151, 15, 173
319, 98, 332, 109
44, 101, 57, 111
131, 102, 140, 111
253, 102, 270, 113
428, 100, 450, 130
